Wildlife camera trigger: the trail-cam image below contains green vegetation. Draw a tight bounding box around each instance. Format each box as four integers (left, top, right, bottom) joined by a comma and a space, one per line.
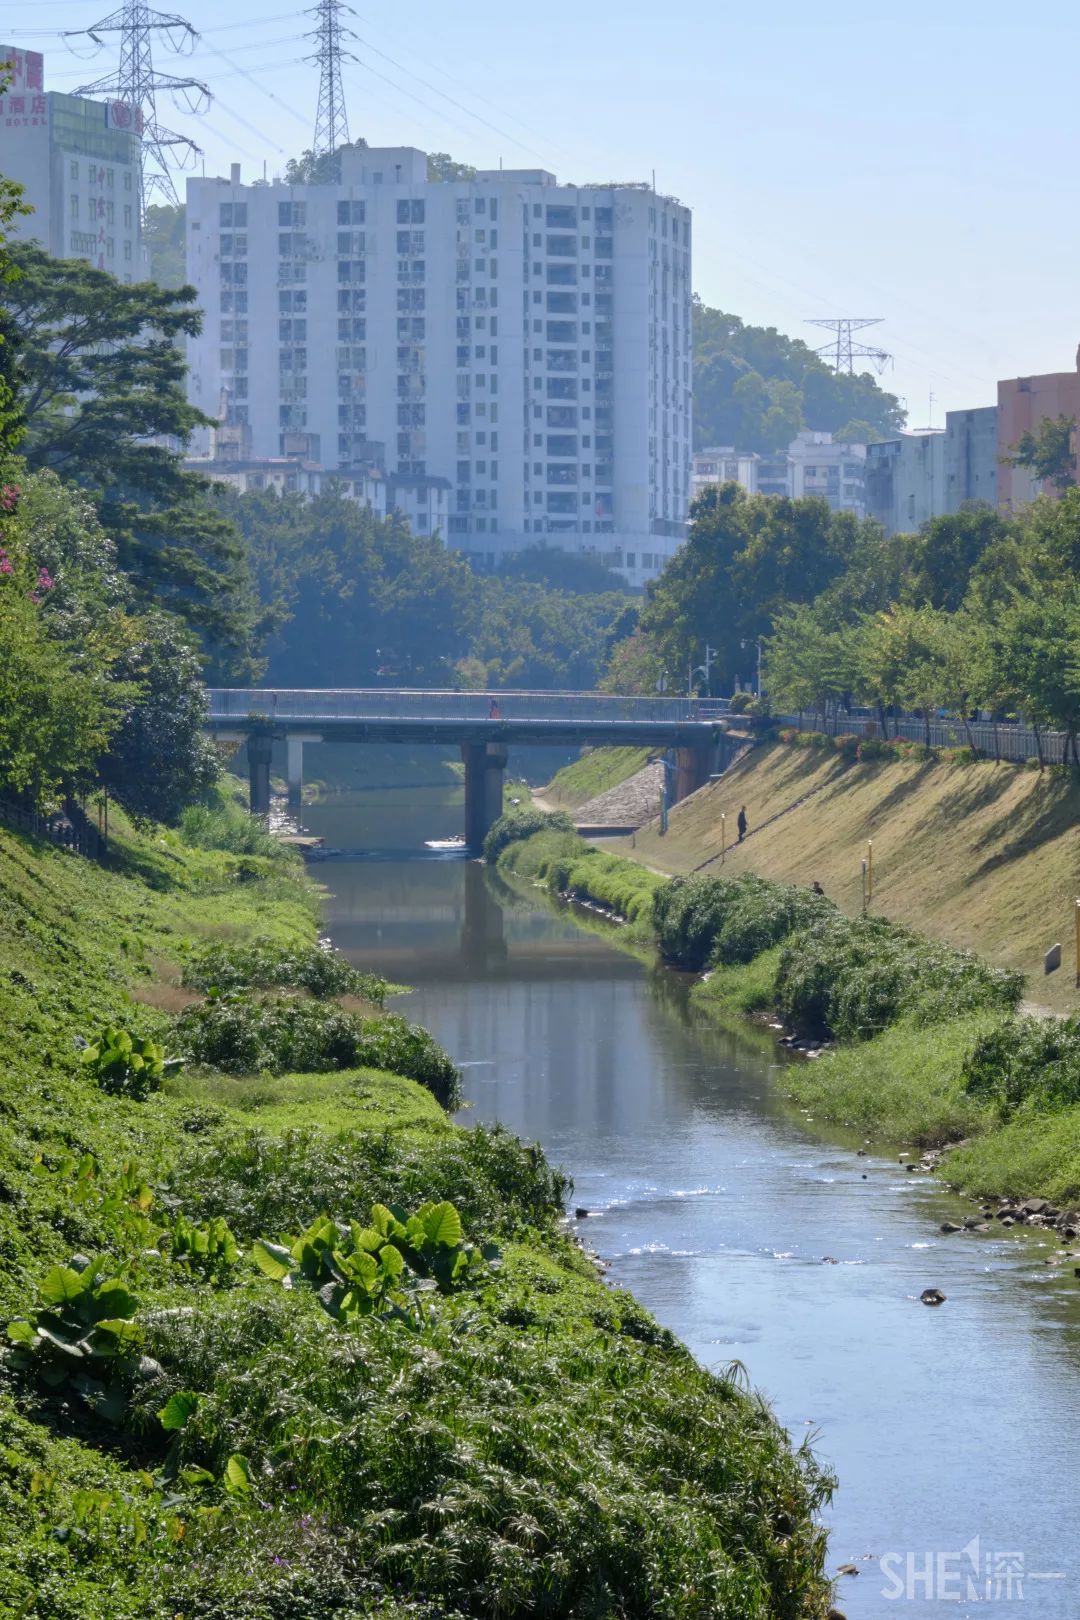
543, 745, 653, 807
481, 804, 574, 862
175, 996, 462, 1106
0, 797, 833, 1616
783, 1014, 1000, 1148
181, 935, 388, 1003
692, 299, 905, 453
4, 244, 256, 675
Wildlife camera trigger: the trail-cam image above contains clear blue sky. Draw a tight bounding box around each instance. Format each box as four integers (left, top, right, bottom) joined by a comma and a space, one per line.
8, 0, 1079, 425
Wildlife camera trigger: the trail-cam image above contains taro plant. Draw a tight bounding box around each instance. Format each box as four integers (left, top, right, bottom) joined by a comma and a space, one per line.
252, 1201, 496, 1326
6, 1255, 145, 1421
81, 1025, 181, 1099
162, 1214, 241, 1284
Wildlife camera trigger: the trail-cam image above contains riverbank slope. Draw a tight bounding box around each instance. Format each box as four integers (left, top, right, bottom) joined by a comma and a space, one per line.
608, 739, 1080, 1013
492, 810, 1080, 1207
0, 800, 833, 1618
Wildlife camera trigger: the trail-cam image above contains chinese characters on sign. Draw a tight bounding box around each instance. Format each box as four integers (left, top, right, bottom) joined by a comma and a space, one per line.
0, 45, 47, 131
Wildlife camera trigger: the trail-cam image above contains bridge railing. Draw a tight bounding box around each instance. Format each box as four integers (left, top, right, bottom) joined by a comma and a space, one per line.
206, 688, 722, 725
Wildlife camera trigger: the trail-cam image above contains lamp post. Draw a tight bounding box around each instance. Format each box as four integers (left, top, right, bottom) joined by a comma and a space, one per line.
740, 638, 763, 698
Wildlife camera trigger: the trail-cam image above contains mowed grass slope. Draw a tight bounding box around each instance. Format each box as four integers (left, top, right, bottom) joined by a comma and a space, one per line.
541, 745, 653, 808
620, 741, 1080, 1011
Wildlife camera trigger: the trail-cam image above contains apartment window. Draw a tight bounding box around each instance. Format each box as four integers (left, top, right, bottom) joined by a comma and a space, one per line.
546, 204, 577, 228
123, 204, 132, 227
546, 234, 576, 257
124, 172, 132, 192
278, 201, 306, 227
397, 199, 424, 223
69, 195, 79, 220
337, 200, 365, 224
106, 169, 114, 188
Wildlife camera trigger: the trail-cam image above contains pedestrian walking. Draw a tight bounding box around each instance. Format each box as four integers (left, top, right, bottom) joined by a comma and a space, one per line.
737, 805, 748, 842
488, 697, 501, 720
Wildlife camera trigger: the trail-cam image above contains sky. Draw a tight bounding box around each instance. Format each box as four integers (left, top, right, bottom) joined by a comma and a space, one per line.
6, 0, 1080, 426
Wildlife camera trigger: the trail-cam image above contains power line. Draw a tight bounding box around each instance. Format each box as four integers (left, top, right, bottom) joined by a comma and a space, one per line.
306, 0, 355, 156
64, 2, 210, 211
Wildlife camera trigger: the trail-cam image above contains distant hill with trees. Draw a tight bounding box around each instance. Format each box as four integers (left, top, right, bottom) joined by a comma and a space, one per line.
692, 297, 906, 453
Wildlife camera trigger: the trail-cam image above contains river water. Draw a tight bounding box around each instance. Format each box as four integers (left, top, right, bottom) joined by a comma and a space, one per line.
306, 784, 1079, 1618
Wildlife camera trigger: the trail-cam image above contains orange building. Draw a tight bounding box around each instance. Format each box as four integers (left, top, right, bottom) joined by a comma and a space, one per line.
996, 349, 1080, 509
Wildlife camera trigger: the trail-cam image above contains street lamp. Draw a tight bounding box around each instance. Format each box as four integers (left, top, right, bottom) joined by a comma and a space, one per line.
687, 643, 718, 697
740, 638, 763, 699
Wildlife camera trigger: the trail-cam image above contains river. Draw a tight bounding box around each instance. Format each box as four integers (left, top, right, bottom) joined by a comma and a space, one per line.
306, 783, 1078, 1617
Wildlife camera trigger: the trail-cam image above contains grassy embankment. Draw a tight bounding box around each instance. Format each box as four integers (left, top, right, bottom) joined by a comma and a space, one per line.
0, 784, 833, 1619
490, 797, 1080, 1206
618, 736, 1080, 1013
540, 745, 653, 809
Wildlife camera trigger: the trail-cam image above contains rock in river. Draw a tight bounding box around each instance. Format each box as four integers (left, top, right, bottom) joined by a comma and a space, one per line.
920, 1287, 946, 1306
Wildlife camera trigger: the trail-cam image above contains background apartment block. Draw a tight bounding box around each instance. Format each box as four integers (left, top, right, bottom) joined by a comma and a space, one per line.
690, 432, 866, 516
0, 45, 143, 276
185, 146, 692, 585
865, 407, 998, 535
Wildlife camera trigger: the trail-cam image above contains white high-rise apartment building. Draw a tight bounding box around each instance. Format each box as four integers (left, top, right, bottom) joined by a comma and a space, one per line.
185, 146, 692, 585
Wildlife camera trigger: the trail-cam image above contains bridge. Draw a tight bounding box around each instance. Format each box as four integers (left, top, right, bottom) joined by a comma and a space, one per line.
205, 688, 732, 849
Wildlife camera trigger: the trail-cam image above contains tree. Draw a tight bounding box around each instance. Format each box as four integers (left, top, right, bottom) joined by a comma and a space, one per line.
766, 604, 856, 730
284, 140, 368, 186
143, 202, 187, 288
498, 545, 629, 595
642, 482, 869, 693
1007, 414, 1076, 494
0, 482, 126, 808
427, 153, 476, 182
2, 246, 258, 673
599, 629, 666, 695
908, 508, 1006, 613
0, 168, 31, 462
98, 613, 219, 824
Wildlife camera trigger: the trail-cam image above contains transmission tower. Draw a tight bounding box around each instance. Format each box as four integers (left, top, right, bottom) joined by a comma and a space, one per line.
306, 0, 356, 156
66, 2, 210, 212
806, 318, 892, 375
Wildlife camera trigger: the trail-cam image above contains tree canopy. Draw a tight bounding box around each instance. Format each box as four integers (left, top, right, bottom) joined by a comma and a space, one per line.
693, 298, 905, 453
1, 245, 258, 675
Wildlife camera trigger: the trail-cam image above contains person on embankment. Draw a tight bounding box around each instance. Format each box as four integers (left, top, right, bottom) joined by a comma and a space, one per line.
737, 805, 748, 843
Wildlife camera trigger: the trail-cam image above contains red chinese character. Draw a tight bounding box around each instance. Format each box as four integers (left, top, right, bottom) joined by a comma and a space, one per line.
12, 51, 23, 86
31, 97, 45, 116
25, 53, 43, 92
9, 96, 25, 116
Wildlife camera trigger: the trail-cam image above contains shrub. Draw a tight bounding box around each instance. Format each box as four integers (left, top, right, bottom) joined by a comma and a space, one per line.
775, 914, 1023, 1041
835, 733, 861, 760
483, 806, 574, 863
182, 937, 387, 1004
174, 995, 461, 1107
963, 1015, 1080, 1116
652, 874, 831, 970
856, 736, 897, 762
81, 1025, 180, 1099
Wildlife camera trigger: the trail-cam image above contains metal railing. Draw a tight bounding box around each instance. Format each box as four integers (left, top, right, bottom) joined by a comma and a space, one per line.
206, 688, 730, 726
779, 712, 1074, 765
0, 798, 102, 859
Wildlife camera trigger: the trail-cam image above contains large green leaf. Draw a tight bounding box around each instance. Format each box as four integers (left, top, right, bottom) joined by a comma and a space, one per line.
39, 1265, 91, 1307
418, 1201, 463, 1249
251, 1240, 295, 1282
224, 1454, 253, 1496
159, 1391, 199, 1432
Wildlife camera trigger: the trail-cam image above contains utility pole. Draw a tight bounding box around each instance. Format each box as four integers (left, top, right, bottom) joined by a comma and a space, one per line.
306, 0, 357, 157
806, 318, 892, 375
67, 1, 209, 214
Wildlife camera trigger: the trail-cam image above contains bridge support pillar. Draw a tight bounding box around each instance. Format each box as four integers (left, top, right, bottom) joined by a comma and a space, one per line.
673, 743, 714, 804
462, 742, 507, 852
286, 736, 304, 816
247, 732, 274, 817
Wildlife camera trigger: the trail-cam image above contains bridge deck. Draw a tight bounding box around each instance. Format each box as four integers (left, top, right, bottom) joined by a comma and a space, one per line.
205, 689, 729, 747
